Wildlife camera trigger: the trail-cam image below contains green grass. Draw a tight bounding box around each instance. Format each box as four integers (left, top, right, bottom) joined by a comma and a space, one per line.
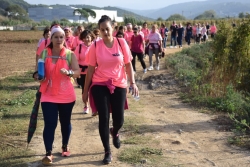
0, 72, 40, 167
118, 147, 167, 166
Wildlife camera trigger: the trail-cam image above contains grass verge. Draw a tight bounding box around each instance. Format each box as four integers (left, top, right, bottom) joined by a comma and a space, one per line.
0, 72, 40, 167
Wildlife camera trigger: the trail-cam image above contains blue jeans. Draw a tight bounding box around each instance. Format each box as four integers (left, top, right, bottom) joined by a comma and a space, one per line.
162, 36, 168, 48
41, 101, 75, 152
171, 35, 177, 46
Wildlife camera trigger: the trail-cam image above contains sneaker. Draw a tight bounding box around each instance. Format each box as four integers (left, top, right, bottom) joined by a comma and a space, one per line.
148, 66, 154, 71
174, 46, 177, 48
143, 69, 147, 73
170, 46, 173, 48
83, 106, 89, 114
110, 128, 121, 149
103, 152, 112, 164
42, 154, 53, 166
156, 66, 160, 70
92, 112, 98, 116
61, 146, 70, 157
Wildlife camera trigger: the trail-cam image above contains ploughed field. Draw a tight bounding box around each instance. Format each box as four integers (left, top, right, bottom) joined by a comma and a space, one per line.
0, 31, 42, 78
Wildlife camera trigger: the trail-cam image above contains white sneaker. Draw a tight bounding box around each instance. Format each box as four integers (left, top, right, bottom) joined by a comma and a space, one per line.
170, 46, 173, 48
83, 106, 89, 114
148, 66, 154, 71
143, 69, 147, 73
174, 46, 177, 48
156, 66, 160, 70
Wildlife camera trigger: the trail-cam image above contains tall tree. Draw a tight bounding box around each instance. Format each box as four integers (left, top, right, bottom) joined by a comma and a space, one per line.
73, 8, 96, 23
166, 14, 186, 21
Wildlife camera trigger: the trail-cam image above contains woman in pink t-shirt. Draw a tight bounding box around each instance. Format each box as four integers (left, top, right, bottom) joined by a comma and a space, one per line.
146, 24, 163, 71
141, 22, 150, 41
64, 27, 75, 51
36, 25, 80, 165
74, 30, 95, 114
72, 25, 84, 51
210, 23, 217, 39
82, 15, 138, 165
131, 26, 147, 73
35, 27, 51, 70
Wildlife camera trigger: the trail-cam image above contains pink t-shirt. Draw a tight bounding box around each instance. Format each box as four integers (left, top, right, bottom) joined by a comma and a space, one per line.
131, 34, 144, 53
40, 63, 76, 103
210, 26, 217, 34
148, 32, 162, 43
75, 43, 91, 74
65, 36, 75, 50
113, 31, 117, 37
72, 36, 82, 49
37, 38, 45, 47
125, 31, 134, 48
36, 39, 50, 55
87, 38, 132, 88
141, 28, 150, 40
139, 31, 144, 40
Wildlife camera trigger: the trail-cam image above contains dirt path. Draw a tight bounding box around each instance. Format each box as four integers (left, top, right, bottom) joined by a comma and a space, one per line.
28, 48, 250, 167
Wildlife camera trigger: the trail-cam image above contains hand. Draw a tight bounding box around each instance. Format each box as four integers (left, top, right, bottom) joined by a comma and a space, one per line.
60, 68, 69, 76
82, 92, 88, 105
130, 84, 139, 97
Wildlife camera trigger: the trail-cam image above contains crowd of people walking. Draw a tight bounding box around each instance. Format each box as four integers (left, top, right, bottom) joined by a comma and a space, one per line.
34, 16, 217, 165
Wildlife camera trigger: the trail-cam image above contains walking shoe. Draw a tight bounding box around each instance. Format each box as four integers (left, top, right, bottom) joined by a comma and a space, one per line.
156, 66, 160, 70
61, 145, 70, 157
103, 151, 112, 164
148, 66, 154, 71
110, 128, 121, 149
174, 46, 177, 48
83, 106, 89, 114
143, 69, 147, 73
42, 152, 53, 166
170, 46, 173, 48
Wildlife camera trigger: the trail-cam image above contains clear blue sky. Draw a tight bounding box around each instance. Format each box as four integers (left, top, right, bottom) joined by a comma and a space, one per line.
25, 0, 205, 10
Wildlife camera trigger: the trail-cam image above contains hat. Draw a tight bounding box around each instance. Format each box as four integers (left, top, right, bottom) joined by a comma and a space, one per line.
51, 25, 65, 38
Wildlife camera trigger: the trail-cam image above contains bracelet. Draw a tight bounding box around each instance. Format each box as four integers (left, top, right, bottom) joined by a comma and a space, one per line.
67, 70, 74, 77
130, 82, 135, 85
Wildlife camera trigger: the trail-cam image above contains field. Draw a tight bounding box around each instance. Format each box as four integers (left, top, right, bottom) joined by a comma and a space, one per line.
0, 31, 42, 78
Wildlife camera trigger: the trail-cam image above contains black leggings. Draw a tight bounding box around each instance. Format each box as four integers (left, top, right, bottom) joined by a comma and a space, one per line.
79, 74, 86, 94
131, 51, 146, 72
91, 85, 126, 152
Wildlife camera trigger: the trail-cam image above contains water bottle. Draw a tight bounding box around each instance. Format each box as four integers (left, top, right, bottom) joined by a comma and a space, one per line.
38, 59, 45, 80
129, 86, 140, 101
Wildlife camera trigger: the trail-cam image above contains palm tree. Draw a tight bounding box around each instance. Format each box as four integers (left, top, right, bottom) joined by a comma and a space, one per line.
73, 8, 96, 23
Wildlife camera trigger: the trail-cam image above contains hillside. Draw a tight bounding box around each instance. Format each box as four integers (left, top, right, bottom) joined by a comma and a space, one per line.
0, 0, 153, 21
124, 0, 250, 19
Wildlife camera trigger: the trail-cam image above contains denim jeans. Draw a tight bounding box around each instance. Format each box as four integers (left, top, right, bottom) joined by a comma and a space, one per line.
162, 36, 168, 48
170, 35, 177, 46
41, 101, 75, 152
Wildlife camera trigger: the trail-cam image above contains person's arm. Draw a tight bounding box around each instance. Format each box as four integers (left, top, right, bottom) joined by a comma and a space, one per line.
125, 62, 139, 96
82, 65, 95, 104
60, 52, 80, 78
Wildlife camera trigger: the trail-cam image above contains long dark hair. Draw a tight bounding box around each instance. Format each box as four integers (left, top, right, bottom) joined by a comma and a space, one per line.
79, 30, 95, 41
98, 15, 112, 28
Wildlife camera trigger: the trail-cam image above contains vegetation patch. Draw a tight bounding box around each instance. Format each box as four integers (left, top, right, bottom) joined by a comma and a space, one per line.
0, 72, 40, 167
118, 147, 165, 166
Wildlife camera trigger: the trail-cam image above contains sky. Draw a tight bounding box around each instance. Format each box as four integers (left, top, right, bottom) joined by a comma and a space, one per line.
25, 0, 205, 10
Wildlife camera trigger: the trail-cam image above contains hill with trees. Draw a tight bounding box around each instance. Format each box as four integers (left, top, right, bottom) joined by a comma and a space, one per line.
125, 0, 250, 19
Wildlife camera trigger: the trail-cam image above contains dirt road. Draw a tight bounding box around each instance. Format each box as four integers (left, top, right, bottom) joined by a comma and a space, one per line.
27, 48, 250, 167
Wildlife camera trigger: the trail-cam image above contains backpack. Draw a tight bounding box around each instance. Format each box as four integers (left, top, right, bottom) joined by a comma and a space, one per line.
41, 49, 72, 66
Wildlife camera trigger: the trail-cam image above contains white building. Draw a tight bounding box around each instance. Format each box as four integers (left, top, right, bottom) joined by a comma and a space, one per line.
28, 6, 123, 23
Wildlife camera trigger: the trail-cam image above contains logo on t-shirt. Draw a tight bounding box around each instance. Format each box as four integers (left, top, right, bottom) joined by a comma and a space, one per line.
112, 53, 120, 56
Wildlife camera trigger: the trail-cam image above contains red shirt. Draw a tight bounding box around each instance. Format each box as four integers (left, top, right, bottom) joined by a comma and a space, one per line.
131, 34, 144, 53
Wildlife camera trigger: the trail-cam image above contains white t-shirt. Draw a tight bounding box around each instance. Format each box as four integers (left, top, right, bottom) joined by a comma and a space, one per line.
148, 32, 162, 44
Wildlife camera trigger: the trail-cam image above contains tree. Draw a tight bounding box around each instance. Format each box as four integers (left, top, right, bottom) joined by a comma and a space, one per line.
73, 8, 96, 23
157, 17, 164, 21
5, 4, 27, 19
238, 12, 245, 18
166, 14, 186, 21
194, 10, 216, 20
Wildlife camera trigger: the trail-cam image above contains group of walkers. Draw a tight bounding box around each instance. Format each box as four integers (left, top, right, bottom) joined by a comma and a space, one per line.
34, 15, 138, 165
34, 16, 218, 165
160, 21, 217, 48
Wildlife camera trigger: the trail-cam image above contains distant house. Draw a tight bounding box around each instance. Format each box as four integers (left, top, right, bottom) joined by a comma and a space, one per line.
28, 6, 123, 23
